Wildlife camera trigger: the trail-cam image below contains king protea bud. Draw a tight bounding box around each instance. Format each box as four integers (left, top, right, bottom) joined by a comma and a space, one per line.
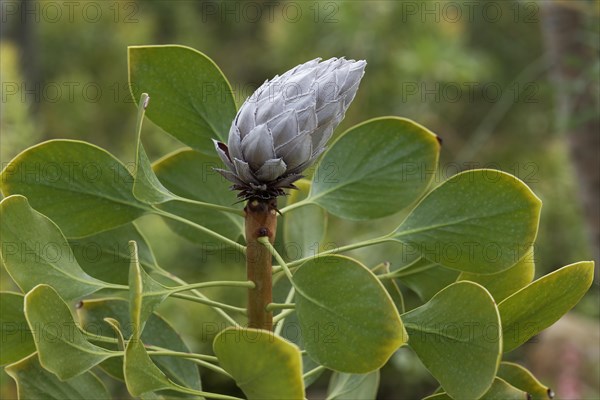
214, 57, 367, 200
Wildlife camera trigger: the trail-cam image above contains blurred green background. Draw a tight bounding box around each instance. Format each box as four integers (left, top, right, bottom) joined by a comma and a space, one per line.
1, 0, 598, 399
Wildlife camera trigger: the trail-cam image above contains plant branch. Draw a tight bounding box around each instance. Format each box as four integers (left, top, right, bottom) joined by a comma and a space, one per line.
167, 280, 255, 294
154, 272, 239, 326
273, 235, 392, 272
266, 302, 295, 311
259, 236, 294, 280
171, 293, 247, 315
274, 287, 296, 336
172, 196, 246, 217
303, 365, 326, 380
185, 358, 233, 379
278, 198, 312, 214
153, 208, 246, 254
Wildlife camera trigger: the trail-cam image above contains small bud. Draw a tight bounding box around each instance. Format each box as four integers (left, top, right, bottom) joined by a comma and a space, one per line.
214, 57, 366, 200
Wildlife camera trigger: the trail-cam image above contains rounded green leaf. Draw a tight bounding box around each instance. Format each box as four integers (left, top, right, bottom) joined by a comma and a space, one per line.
294, 255, 407, 373
0, 292, 36, 365
402, 281, 501, 399
0, 195, 106, 301
498, 362, 553, 400
6, 353, 110, 400
309, 117, 440, 220
392, 169, 541, 273
24, 285, 115, 380
213, 327, 305, 400
128, 45, 237, 152
458, 247, 535, 302
499, 261, 595, 352
153, 149, 244, 245
0, 140, 149, 238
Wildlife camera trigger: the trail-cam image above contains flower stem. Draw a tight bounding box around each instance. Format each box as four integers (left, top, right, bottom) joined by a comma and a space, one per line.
245, 198, 278, 330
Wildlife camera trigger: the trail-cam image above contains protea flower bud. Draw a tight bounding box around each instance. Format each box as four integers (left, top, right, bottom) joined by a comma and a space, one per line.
214, 57, 366, 200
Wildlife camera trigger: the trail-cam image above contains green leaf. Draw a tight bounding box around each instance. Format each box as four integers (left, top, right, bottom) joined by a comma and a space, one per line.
132, 92, 177, 204
283, 185, 327, 260
153, 149, 244, 246
392, 169, 541, 273
0, 292, 36, 365
458, 247, 535, 302
326, 371, 380, 400
394, 258, 459, 303
497, 362, 553, 400
69, 223, 159, 285
402, 281, 501, 399
124, 337, 173, 397
0, 140, 150, 238
499, 261, 594, 352
213, 327, 305, 400
128, 45, 237, 152
24, 285, 115, 380
77, 298, 201, 390
294, 255, 407, 373
309, 117, 440, 220
0, 195, 107, 301
5, 353, 110, 400
424, 378, 528, 400
129, 241, 168, 338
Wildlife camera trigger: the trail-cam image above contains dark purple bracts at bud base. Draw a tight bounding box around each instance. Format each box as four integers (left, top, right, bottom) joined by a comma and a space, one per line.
214, 57, 367, 200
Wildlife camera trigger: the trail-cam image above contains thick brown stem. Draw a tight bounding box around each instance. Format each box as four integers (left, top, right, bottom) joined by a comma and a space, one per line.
245, 198, 278, 330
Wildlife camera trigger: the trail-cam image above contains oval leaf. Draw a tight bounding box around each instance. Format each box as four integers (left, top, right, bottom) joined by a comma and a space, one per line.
0, 140, 149, 237
294, 255, 407, 373
0, 292, 36, 365
499, 261, 594, 352
392, 169, 541, 273
0, 195, 106, 301
309, 117, 440, 220
128, 45, 236, 152
402, 281, 501, 399
6, 353, 110, 400
213, 327, 305, 400
24, 285, 115, 380
498, 362, 553, 400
